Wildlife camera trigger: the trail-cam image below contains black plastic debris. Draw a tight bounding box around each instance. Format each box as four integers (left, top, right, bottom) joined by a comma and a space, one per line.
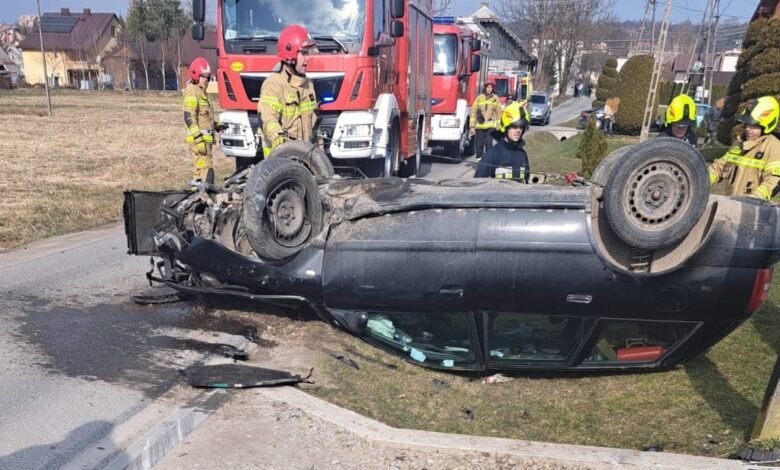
239, 326, 258, 343
330, 353, 359, 370
214, 344, 249, 361
431, 379, 450, 389
183, 364, 312, 388
345, 348, 398, 370
642, 444, 663, 452
131, 292, 186, 305
738, 447, 780, 462
461, 408, 475, 421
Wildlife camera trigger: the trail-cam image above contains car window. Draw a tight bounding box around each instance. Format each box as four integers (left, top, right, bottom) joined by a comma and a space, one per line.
582, 319, 697, 364
696, 105, 709, 117
530, 94, 546, 104
486, 312, 585, 364
363, 312, 478, 369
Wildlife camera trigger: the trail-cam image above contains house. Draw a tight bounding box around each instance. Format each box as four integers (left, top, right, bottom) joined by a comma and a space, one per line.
670, 52, 737, 87
0, 47, 21, 87
178, 31, 217, 91
469, 2, 534, 73
752, 0, 780, 20
18, 8, 121, 87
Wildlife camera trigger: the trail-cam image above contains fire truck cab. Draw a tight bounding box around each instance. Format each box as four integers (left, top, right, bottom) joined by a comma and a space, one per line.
515, 71, 532, 106
428, 17, 484, 158
487, 72, 516, 106
191, 0, 434, 177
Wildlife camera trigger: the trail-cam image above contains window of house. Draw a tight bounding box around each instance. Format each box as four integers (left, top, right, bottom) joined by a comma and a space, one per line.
111, 25, 117, 37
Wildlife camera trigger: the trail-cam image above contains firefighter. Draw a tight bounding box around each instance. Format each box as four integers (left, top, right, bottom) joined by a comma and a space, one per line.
708, 96, 780, 200
474, 102, 530, 182
659, 94, 698, 147
469, 81, 502, 160
258, 24, 318, 156
183, 57, 223, 183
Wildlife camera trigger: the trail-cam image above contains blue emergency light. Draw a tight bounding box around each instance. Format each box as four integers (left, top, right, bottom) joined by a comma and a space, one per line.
321, 94, 335, 103
433, 16, 456, 24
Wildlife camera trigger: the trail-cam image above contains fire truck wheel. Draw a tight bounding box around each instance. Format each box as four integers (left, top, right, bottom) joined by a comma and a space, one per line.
603, 138, 709, 250
243, 158, 323, 261
268, 141, 334, 181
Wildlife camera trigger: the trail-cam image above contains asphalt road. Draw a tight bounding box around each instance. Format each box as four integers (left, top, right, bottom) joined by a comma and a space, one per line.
425, 96, 591, 179
0, 227, 253, 469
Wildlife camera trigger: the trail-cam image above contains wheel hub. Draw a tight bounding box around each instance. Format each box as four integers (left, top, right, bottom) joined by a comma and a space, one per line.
626, 162, 689, 226
267, 183, 310, 246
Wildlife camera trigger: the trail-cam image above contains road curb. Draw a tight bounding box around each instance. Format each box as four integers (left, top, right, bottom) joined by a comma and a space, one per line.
103, 390, 230, 470
259, 386, 744, 470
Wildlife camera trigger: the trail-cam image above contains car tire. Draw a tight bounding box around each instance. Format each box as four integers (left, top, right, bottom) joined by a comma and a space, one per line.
267, 141, 334, 181
243, 158, 323, 261
590, 145, 635, 186
603, 137, 709, 250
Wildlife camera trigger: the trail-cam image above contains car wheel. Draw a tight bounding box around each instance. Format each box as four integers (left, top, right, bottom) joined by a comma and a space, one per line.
384, 119, 401, 177
243, 158, 323, 261
590, 145, 635, 186
268, 141, 334, 181
603, 138, 709, 250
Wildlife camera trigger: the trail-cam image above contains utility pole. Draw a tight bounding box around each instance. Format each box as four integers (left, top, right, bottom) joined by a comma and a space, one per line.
633, 0, 652, 56
35, 0, 52, 117
703, 0, 721, 105
640, 0, 672, 142
682, 0, 714, 96
650, 0, 657, 56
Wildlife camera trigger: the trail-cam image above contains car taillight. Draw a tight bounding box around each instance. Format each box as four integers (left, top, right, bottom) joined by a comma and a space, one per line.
746, 268, 774, 314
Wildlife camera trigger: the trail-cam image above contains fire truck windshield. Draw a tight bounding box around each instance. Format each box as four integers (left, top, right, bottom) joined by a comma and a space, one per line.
433, 34, 457, 75
221, 0, 366, 47
494, 78, 508, 97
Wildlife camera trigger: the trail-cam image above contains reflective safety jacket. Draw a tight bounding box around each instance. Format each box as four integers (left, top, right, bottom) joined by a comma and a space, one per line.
708, 134, 780, 200
474, 137, 530, 182
258, 65, 317, 150
182, 83, 214, 144
470, 93, 501, 130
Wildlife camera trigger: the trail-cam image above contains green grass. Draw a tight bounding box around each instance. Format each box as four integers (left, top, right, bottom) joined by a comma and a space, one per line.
311, 131, 780, 458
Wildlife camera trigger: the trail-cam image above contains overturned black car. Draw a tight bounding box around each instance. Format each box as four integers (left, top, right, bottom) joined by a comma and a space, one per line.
124, 139, 780, 373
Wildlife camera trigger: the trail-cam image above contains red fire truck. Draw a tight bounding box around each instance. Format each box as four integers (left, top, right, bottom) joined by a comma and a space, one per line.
428, 17, 486, 158
190, 0, 434, 177
487, 72, 516, 106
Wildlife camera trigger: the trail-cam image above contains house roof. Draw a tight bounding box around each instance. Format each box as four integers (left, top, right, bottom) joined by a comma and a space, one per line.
18, 8, 117, 53
469, 2, 533, 62
0, 47, 20, 74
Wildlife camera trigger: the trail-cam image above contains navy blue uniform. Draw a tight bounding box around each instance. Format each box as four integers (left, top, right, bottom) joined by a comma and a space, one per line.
659, 125, 698, 147
474, 137, 530, 182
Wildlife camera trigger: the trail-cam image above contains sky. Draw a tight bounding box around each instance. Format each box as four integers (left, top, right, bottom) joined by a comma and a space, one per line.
0, 0, 760, 24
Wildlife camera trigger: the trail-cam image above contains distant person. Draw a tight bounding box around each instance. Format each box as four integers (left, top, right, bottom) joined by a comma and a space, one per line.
704, 97, 724, 147
659, 94, 697, 147
474, 102, 530, 182
182, 57, 222, 184
469, 81, 502, 160
574, 82, 580, 98
708, 96, 780, 200
603, 97, 619, 136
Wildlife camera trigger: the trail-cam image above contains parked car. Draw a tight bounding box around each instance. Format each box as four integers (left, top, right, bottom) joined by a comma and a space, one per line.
528, 92, 552, 125
124, 139, 780, 373
579, 107, 604, 129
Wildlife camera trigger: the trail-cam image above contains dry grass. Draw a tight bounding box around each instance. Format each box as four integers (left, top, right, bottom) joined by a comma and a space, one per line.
0, 89, 234, 252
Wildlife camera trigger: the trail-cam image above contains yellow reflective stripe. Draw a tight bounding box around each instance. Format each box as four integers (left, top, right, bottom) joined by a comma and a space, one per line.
187, 124, 200, 134
755, 185, 772, 200
709, 171, 718, 184
183, 96, 198, 108
202, 134, 214, 143
266, 121, 283, 133
260, 96, 282, 112
299, 101, 317, 112
723, 151, 766, 170
262, 146, 272, 157
198, 99, 210, 106
765, 161, 780, 176
476, 121, 497, 129
271, 136, 285, 149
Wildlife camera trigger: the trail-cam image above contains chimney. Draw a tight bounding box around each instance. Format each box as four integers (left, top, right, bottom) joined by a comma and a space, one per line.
481, 2, 489, 7
60, 8, 70, 16
83, 8, 91, 16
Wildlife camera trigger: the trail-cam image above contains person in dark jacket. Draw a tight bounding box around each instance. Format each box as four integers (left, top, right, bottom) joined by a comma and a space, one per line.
659, 94, 698, 147
474, 102, 530, 182
704, 97, 724, 147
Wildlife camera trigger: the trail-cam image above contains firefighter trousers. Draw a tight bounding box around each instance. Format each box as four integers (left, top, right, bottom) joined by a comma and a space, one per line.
475, 129, 494, 160
190, 142, 214, 182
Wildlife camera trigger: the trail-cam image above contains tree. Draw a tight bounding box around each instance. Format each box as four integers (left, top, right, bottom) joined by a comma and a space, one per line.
433, 0, 452, 16
578, 116, 608, 178
148, 0, 191, 90
718, 18, 780, 144
126, 0, 152, 89
593, 57, 617, 108
613, 54, 655, 135
497, 0, 615, 95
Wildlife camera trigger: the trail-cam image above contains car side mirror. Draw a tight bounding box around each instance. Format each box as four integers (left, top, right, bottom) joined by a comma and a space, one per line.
470, 38, 481, 52
192, 0, 206, 22
192, 23, 205, 41
391, 0, 404, 18
390, 20, 404, 38
470, 55, 481, 73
